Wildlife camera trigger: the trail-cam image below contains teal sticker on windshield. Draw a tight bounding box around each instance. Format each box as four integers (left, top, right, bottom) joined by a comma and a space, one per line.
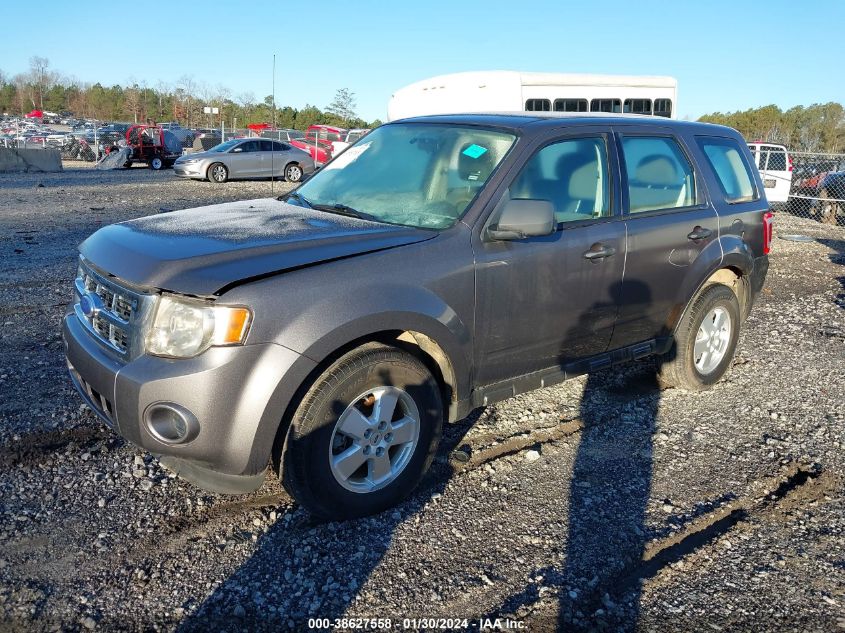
462, 144, 488, 159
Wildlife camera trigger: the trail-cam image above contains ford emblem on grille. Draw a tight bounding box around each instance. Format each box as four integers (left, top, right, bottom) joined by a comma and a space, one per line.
80, 292, 103, 318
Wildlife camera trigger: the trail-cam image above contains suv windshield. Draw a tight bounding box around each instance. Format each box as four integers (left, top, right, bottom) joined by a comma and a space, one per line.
293, 123, 516, 229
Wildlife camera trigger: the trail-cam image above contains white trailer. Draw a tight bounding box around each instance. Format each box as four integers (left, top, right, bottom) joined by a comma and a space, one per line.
388, 71, 678, 121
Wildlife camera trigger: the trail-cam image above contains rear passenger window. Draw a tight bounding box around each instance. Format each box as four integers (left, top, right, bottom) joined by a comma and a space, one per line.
509, 137, 610, 224
765, 149, 787, 171
525, 99, 551, 112
654, 99, 672, 118
697, 137, 758, 203
554, 98, 588, 112
624, 99, 652, 114
590, 99, 622, 113
621, 136, 696, 213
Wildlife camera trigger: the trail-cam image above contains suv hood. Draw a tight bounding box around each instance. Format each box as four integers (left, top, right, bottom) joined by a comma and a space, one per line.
79, 198, 435, 296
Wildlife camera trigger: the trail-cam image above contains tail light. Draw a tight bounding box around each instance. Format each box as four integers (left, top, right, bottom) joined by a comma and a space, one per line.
763, 210, 774, 254
788, 155, 793, 172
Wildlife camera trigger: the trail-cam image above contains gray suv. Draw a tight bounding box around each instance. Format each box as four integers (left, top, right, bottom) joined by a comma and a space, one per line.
63, 114, 771, 519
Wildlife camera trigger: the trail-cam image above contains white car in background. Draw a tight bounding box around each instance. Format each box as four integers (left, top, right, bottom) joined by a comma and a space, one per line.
331, 128, 370, 156
747, 142, 793, 204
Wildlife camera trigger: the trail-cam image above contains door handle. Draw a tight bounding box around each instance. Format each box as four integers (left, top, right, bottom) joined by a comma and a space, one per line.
583, 243, 617, 261
687, 226, 713, 241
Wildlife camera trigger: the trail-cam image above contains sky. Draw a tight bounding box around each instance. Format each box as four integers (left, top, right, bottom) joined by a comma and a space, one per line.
1, 0, 843, 123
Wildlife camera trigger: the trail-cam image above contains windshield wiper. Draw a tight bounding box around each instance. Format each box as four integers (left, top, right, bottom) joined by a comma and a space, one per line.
278, 191, 312, 207
310, 203, 380, 223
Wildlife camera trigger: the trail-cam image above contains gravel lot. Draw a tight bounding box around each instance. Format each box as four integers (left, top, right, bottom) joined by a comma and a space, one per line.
0, 166, 843, 632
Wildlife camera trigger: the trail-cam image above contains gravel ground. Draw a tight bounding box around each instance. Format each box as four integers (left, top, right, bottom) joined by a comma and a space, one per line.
0, 167, 843, 632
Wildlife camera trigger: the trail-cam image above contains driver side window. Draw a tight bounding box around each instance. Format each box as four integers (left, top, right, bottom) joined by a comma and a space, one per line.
509, 137, 611, 224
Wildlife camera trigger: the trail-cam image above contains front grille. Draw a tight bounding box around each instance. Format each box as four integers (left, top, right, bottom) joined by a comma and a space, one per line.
67, 360, 114, 426
74, 258, 145, 358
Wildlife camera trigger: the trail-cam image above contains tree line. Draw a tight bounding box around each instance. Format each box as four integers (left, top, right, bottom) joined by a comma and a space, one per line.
698, 102, 845, 153
0, 57, 381, 131
4, 57, 843, 151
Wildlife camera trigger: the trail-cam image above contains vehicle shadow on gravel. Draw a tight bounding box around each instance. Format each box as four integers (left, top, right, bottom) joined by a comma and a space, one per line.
177, 383, 479, 632
817, 238, 845, 311
552, 368, 659, 630
482, 280, 665, 631
481, 366, 662, 632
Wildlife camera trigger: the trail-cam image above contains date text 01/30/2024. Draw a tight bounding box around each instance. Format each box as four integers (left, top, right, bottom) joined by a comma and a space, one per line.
306, 617, 526, 630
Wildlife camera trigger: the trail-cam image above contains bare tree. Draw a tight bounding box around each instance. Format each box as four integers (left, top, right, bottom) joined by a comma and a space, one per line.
177, 75, 197, 126
155, 80, 170, 119
28, 56, 51, 110
237, 91, 255, 109
325, 87, 357, 123
124, 85, 142, 123
13, 73, 33, 111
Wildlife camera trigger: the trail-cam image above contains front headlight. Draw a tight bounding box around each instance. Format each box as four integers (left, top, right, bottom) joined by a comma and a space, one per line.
146, 295, 251, 358
179, 158, 199, 165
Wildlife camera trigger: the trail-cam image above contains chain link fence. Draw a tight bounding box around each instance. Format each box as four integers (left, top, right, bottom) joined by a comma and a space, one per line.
783, 151, 845, 226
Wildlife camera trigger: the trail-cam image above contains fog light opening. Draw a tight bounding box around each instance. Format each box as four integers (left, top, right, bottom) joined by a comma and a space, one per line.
144, 403, 200, 445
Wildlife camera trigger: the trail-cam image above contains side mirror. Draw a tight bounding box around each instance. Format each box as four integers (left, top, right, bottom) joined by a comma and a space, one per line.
487, 199, 555, 241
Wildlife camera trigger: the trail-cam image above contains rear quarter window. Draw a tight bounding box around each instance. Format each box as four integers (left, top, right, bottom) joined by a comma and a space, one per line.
697, 137, 759, 203
765, 149, 787, 171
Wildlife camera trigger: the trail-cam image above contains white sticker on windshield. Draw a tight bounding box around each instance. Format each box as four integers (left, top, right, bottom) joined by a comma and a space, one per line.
323, 142, 372, 171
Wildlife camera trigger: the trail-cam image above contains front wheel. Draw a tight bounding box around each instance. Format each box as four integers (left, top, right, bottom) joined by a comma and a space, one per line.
284, 162, 303, 182
657, 283, 741, 391
280, 343, 444, 520
207, 162, 228, 183
149, 156, 163, 170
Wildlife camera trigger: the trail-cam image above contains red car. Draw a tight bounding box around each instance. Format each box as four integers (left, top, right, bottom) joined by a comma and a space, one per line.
291, 124, 347, 164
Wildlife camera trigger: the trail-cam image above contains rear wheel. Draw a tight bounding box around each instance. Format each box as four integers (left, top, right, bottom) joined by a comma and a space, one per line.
284, 162, 303, 182
149, 156, 163, 170
657, 283, 740, 391
208, 162, 228, 183
280, 343, 444, 520
819, 188, 839, 225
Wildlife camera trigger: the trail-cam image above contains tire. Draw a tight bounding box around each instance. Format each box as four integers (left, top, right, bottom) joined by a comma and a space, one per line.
207, 162, 228, 183
149, 156, 163, 170
284, 162, 303, 183
657, 283, 741, 391
818, 188, 839, 225
280, 343, 444, 520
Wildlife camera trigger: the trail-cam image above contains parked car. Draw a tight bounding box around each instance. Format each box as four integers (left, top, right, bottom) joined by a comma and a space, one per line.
173, 137, 315, 183
260, 129, 305, 142
817, 170, 845, 225
331, 128, 370, 155
289, 137, 332, 164
289, 125, 347, 164
64, 113, 770, 520
747, 141, 792, 204
97, 123, 131, 136
305, 124, 347, 145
